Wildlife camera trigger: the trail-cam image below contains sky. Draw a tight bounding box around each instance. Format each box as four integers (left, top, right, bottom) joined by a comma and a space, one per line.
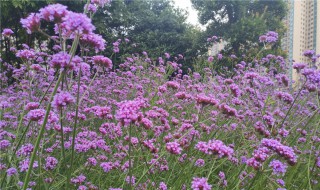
172, 0, 202, 27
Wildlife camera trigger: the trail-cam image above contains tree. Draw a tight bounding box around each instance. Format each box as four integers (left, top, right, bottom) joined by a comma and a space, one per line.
93, 0, 207, 65
191, 0, 288, 56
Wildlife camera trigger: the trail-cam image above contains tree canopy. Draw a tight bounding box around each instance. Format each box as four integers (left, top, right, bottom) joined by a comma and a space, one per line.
191, 0, 288, 56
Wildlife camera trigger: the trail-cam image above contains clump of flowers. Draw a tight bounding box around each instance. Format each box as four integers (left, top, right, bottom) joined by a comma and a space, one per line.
166, 141, 182, 155
195, 139, 234, 159
51, 91, 75, 110
259, 31, 278, 43
115, 100, 143, 126
191, 177, 212, 190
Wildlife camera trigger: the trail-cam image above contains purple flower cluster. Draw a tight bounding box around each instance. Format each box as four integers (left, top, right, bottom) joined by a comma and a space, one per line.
2, 28, 14, 37
20, 13, 40, 34
259, 31, 278, 43
276, 91, 294, 104
195, 139, 234, 159
115, 100, 143, 126
166, 141, 182, 154
45, 156, 58, 170
51, 91, 75, 110
49, 52, 79, 70
269, 160, 287, 176
261, 139, 297, 165
39, 4, 69, 23
92, 55, 113, 69
191, 177, 212, 190
60, 12, 95, 35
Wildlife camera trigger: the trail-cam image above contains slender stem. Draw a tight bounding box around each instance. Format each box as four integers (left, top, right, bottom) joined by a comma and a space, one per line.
68, 65, 81, 187
128, 125, 133, 190
59, 108, 66, 161
22, 72, 64, 190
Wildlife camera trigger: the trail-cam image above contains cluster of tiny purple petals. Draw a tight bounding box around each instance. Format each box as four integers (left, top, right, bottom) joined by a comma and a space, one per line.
195, 139, 234, 158
60, 12, 95, 35
259, 31, 278, 43
45, 157, 58, 170
191, 177, 212, 190
269, 160, 287, 176
261, 139, 297, 165
92, 55, 112, 69
39, 4, 69, 23
80, 33, 106, 53
49, 52, 76, 70
27, 109, 46, 121
275, 91, 294, 104
115, 100, 142, 126
52, 91, 75, 110
166, 142, 182, 154
2, 28, 14, 37
20, 13, 40, 34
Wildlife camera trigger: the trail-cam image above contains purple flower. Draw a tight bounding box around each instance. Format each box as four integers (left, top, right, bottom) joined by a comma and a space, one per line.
100, 162, 113, 172
276, 92, 294, 104
60, 12, 95, 36
0, 140, 11, 150
39, 4, 69, 23
52, 91, 75, 110
194, 159, 205, 167
191, 177, 212, 190
87, 157, 97, 166
45, 157, 58, 170
49, 52, 78, 70
27, 109, 46, 121
159, 182, 167, 190
16, 143, 34, 157
195, 139, 234, 158
85, 4, 98, 13
6, 167, 17, 176
20, 13, 41, 34
276, 179, 285, 186
25, 102, 40, 111
269, 160, 287, 176
16, 49, 36, 60
92, 55, 112, 69
259, 31, 278, 43
80, 33, 106, 53
208, 56, 214, 62
293, 63, 307, 71
303, 50, 315, 57
2, 28, 14, 37
71, 174, 86, 184
166, 142, 182, 154
115, 100, 143, 126
19, 159, 38, 172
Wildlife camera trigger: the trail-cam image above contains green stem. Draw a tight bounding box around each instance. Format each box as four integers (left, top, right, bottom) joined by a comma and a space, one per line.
68, 65, 81, 187
128, 125, 133, 190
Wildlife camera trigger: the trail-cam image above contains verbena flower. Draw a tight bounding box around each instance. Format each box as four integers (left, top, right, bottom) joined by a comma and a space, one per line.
20, 13, 41, 34
39, 4, 69, 23
51, 91, 75, 110
191, 177, 212, 190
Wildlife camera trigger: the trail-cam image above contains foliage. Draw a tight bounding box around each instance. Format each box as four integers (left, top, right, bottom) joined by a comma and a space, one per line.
191, 0, 288, 56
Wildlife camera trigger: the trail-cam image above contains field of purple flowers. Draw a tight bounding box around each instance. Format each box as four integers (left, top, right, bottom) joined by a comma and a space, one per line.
1, 1, 320, 190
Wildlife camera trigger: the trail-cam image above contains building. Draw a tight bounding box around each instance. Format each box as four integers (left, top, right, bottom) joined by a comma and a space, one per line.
282, 0, 320, 81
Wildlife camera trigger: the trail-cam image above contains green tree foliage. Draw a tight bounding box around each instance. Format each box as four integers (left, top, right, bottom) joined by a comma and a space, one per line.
191, 0, 288, 56
93, 0, 206, 65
